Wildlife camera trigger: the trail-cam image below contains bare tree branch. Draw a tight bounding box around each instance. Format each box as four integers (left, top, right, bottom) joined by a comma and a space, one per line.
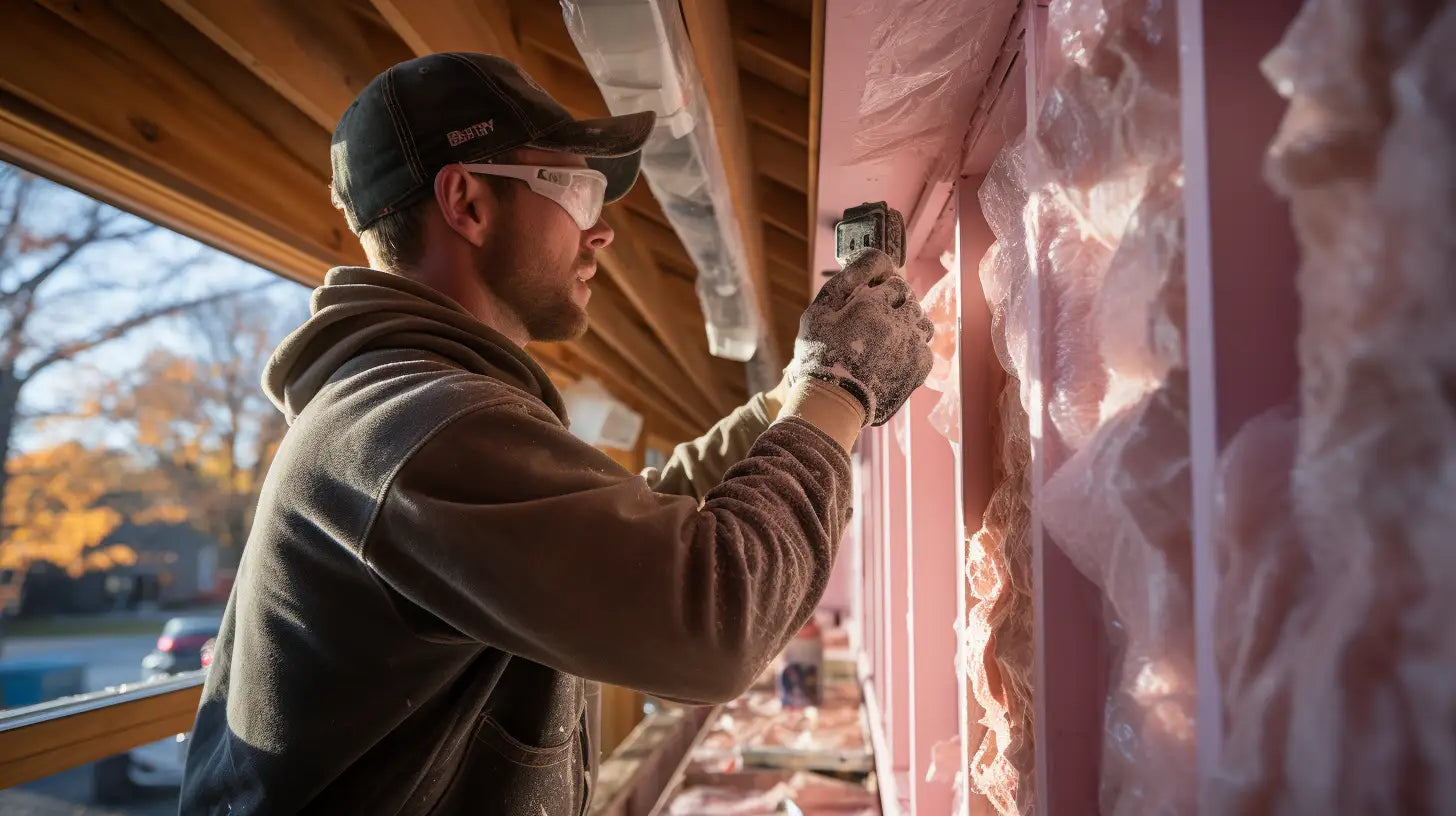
0, 171, 37, 266
23, 282, 275, 380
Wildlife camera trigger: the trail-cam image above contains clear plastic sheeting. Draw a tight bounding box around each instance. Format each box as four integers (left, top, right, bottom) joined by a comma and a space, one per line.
561, 0, 761, 360
1211, 2, 1456, 811
850, 0, 1015, 173
920, 268, 960, 443
1027, 0, 1194, 813
965, 139, 1035, 816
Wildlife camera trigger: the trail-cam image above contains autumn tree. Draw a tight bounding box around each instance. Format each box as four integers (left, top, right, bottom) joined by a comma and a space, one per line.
0, 442, 158, 576
0, 164, 272, 548
86, 294, 303, 564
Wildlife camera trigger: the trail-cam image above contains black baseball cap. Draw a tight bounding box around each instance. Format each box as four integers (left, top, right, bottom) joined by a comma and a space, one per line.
330, 52, 656, 232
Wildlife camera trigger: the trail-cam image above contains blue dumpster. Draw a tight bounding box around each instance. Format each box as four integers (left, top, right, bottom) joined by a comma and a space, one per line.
0, 656, 85, 708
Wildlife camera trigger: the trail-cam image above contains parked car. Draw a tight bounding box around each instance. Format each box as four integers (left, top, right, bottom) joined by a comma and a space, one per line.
140, 615, 221, 680
93, 732, 190, 805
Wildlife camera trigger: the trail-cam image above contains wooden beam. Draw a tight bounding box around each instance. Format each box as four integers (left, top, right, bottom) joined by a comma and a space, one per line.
114, 0, 333, 178
620, 180, 672, 229
1, 2, 362, 284
740, 71, 809, 146
586, 278, 719, 431
371, 0, 522, 63
808, 0, 826, 273
758, 177, 808, 238
681, 0, 783, 368
732, 0, 812, 96
157, 0, 411, 130
764, 222, 808, 272
508, 0, 581, 66
536, 338, 701, 443
599, 211, 742, 415
750, 125, 809, 194
631, 214, 696, 273
519, 46, 612, 120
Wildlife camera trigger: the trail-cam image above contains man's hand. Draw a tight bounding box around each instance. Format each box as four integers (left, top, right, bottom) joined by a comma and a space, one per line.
787, 249, 935, 427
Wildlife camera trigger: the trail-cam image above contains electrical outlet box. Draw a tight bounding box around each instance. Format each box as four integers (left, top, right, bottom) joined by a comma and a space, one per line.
834, 201, 905, 268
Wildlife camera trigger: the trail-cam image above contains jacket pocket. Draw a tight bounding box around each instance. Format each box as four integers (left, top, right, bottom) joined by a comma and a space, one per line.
477, 715, 577, 767
480, 662, 583, 763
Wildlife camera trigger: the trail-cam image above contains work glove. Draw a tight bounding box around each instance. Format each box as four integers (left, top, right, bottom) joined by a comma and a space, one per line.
788, 249, 935, 426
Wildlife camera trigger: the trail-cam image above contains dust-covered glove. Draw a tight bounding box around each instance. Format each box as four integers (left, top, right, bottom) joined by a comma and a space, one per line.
787, 249, 934, 426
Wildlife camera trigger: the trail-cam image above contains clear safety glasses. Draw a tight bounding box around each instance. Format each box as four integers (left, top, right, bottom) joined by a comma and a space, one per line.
459, 163, 608, 230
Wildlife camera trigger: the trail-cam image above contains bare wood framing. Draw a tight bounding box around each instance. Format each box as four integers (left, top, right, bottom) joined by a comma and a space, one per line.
0, 680, 203, 789
588, 706, 717, 816
113, 0, 333, 178
619, 181, 673, 229
0, 97, 350, 286
808, 0, 826, 273
750, 125, 809, 194
586, 281, 720, 429
680, 0, 783, 369
372, 0, 522, 64
538, 338, 703, 442
599, 212, 742, 415
758, 178, 808, 239
732, 0, 812, 97
0, 4, 363, 282
156, 0, 411, 130
763, 223, 808, 272
740, 72, 808, 146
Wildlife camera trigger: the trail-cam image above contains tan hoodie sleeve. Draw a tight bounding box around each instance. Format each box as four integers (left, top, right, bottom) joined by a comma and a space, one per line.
366, 396, 852, 704
642, 392, 774, 502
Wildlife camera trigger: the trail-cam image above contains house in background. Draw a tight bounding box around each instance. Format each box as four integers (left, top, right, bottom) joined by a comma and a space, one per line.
97, 522, 219, 609
18, 523, 219, 615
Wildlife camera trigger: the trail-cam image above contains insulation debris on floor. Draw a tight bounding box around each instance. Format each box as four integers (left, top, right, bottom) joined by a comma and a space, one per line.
660, 628, 880, 814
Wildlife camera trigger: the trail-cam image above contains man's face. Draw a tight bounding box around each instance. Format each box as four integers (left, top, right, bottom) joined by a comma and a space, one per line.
475, 148, 613, 343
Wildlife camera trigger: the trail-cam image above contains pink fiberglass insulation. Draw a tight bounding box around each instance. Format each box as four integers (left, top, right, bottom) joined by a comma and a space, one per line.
921, 267, 960, 443
965, 139, 1035, 816
1212, 1, 1456, 811
1028, 0, 1195, 813
849, 0, 1018, 172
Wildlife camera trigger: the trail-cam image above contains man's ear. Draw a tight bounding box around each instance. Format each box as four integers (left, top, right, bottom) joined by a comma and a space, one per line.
434, 164, 494, 248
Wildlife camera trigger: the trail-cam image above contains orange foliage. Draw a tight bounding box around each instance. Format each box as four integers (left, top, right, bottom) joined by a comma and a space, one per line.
1, 443, 132, 574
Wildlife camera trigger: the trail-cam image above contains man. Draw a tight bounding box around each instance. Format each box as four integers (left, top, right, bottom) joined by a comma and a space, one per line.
180, 52, 932, 815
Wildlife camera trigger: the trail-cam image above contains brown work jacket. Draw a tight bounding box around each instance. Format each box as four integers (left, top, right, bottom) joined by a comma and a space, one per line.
180, 267, 852, 815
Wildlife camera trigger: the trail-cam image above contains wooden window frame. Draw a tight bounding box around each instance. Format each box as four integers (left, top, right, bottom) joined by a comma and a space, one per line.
0, 672, 204, 788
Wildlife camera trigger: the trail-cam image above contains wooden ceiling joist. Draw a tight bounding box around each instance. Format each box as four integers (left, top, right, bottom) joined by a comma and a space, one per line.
575, 278, 718, 430
599, 211, 743, 415
0, 1, 361, 283
371, 0, 522, 64
758, 178, 808, 239
619, 182, 672, 230
630, 215, 695, 274
740, 72, 809, 146
112, 0, 333, 179
507, 0, 580, 66
156, 0, 411, 130
749, 126, 809, 195
535, 338, 700, 442
764, 224, 808, 273
733, 0, 812, 97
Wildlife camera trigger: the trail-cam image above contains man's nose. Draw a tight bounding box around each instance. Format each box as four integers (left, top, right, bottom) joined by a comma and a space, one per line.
584, 217, 614, 250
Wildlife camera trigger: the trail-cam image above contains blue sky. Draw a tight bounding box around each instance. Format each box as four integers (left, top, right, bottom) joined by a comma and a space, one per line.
4, 162, 314, 453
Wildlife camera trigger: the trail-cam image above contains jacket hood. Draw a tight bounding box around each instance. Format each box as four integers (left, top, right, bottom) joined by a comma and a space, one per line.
263, 267, 566, 424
